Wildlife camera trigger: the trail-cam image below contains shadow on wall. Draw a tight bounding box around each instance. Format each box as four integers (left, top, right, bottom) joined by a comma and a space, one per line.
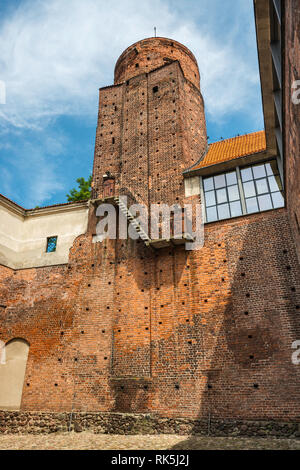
170, 212, 300, 445
0, 338, 30, 411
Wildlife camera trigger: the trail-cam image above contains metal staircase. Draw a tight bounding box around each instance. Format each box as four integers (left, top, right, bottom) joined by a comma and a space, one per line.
92, 193, 195, 249
114, 196, 151, 244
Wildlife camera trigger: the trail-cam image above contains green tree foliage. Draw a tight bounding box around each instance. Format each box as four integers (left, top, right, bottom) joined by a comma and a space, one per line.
66, 175, 92, 202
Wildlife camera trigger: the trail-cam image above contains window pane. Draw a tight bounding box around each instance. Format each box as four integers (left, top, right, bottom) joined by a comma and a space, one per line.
252, 164, 266, 179
271, 191, 285, 208
230, 201, 242, 217
226, 171, 237, 186
205, 190, 216, 207
255, 178, 269, 195
228, 185, 240, 201
203, 177, 214, 192
46, 237, 57, 253
206, 206, 218, 222
265, 161, 278, 176
204, 160, 284, 223
241, 167, 253, 182
268, 175, 282, 192
216, 188, 227, 204
243, 181, 256, 198
258, 194, 272, 211
214, 174, 226, 189
246, 197, 259, 214
217, 203, 230, 220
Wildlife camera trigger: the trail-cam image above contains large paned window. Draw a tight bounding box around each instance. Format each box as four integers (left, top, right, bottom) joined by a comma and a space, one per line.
203, 160, 284, 223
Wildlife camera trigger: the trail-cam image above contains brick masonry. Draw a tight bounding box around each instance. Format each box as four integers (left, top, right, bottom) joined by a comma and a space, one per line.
0, 208, 299, 421
92, 38, 207, 207
114, 38, 201, 90
0, 37, 300, 431
285, 0, 300, 262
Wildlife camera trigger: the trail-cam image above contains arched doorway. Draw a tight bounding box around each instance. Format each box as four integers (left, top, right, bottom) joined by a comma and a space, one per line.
0, 339, 29, 410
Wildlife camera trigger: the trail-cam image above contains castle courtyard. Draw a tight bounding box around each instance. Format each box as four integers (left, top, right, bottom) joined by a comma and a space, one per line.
0, 433, 299, 450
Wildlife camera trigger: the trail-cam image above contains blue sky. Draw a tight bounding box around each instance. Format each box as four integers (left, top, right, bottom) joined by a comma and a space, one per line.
0, 0, 264, 208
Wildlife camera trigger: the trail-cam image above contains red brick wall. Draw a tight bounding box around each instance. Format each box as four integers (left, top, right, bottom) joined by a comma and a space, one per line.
0, 37, 299, 422
92, 84, 123, 198
285, 0, 300, 262
92, 38, 207, 207
114, 37, 201, 90
0, 208, 299, 420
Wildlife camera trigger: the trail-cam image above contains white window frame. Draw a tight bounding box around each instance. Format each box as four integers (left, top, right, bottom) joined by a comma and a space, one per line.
200, 160, 284, 224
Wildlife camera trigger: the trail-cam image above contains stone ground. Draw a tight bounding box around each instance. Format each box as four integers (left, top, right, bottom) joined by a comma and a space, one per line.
0, 433, 299, 450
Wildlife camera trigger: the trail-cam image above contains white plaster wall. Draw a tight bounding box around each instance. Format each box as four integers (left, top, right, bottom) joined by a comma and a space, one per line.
184, 176, 200, 197
0, 202, 88, 269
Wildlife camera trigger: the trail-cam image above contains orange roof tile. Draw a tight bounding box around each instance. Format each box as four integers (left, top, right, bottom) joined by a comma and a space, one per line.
190, 130, 266, 171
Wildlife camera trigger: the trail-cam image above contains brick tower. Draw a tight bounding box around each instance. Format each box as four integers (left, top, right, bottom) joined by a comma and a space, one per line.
1, 28, 299, 434
92, 37, 207, 207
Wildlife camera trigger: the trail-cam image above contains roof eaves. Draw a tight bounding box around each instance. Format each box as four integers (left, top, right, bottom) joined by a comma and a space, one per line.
183, 149, 269, 178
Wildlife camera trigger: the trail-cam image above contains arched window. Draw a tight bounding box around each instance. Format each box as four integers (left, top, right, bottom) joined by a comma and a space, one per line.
0, 339, 29, 410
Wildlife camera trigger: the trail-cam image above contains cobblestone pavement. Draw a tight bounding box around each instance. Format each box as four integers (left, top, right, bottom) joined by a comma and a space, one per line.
0, 433, 299, 450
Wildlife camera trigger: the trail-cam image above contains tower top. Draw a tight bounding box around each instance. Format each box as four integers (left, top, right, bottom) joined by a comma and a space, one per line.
114, 37, 200, 90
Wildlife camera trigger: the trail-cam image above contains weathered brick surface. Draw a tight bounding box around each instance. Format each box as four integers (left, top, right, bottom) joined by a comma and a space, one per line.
0, 38, 299, 426
285, 0, 300, 262
92, 38, 207, 206
114, 37, 201, 90
0, 208, 299, 420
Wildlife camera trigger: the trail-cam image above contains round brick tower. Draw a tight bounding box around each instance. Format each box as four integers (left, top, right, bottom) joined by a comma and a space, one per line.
114, 37, 201, 90
93, 37, 207, 206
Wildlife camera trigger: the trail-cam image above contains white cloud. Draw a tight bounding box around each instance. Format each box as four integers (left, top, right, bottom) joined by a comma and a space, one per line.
0, 0, 262, 129
0, 0, 263, 207
0, 131, 66, 207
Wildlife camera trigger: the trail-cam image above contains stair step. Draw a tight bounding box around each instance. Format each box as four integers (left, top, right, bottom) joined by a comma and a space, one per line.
113, 196, 151, 243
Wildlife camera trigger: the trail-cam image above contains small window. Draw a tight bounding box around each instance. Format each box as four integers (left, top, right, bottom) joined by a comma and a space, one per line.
46, 236, 57, 253
153, 86, 158, 93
